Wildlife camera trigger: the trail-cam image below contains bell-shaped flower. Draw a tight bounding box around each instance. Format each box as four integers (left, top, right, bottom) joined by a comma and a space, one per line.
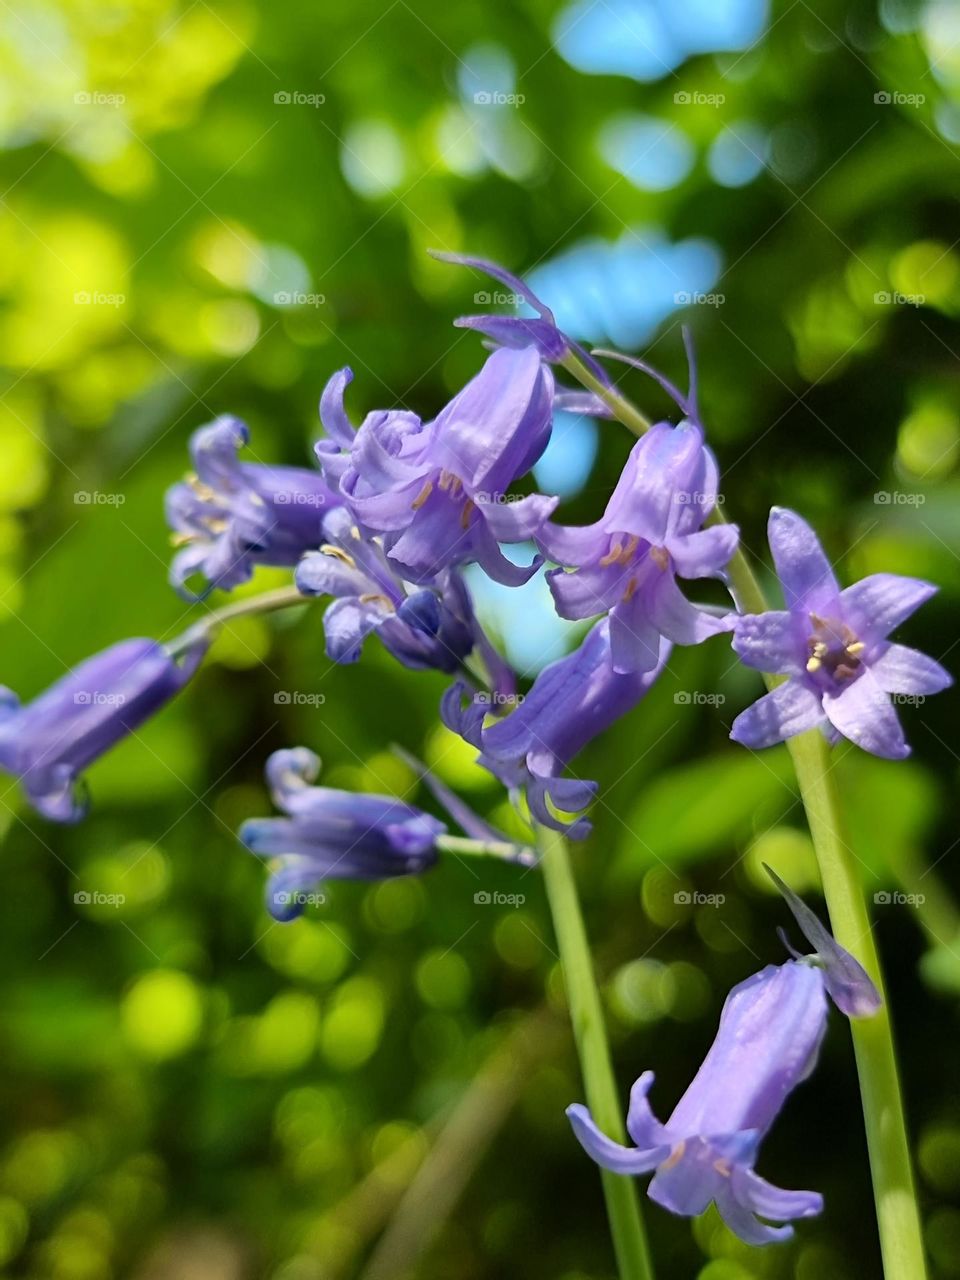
568, 880, 881, 1243
731, 508, 951, 759
166, 416, 339, 598
240, 748, 446, 921
295, 508, 480, 675
318, 348, 559, 585
0, 634, 208, 822
538, 421, 738, 674
442, 618, 670, 838
568, 961, 827, 1245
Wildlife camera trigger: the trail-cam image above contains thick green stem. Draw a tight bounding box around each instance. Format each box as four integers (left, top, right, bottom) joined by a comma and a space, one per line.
560, 346, 927, 1279
538, 823, 654, 1280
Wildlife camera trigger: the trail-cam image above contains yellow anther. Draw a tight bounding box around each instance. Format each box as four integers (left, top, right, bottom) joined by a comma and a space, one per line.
358, 593, 393, 611
806, 657, 822, 673
713, 1159, 732, 1178
846, 641, 865, 656
618, 534, 640, 565
320, 544, 357, 568
623, 575, 639, 602
599, 538, 624, 567
650, 545, 670, 571
170, 531, 198, 547
460, 498, 475, 529
411, 479, 434, 510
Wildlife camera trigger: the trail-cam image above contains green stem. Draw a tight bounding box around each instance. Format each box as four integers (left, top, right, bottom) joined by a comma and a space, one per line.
167, 585, 310, 655
561, 346, 927, 1279
538, 823, 654, 1280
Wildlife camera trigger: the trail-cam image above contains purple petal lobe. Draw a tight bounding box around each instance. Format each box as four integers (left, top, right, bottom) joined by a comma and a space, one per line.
566, 1105, 669, 1175
871, 643, 952, 695
767, 507, 840, 614
840, 573, 938, 641
730, 679, 824, 749
822, 669, 909, 760
733, 611, 803, 675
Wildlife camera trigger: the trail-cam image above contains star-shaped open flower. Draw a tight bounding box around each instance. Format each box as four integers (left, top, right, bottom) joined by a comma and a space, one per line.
731, 507, 951, 759
538, 420, 738, 673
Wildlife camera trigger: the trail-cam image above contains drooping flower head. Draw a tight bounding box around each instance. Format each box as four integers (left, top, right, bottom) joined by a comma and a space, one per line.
0, 634, 208, 822
443, 618, 670, 837
240, 747, 445, 921
166, 416, 340, 598
538, 420, 737, 674
731, 508, 951, 759
295, 508, 515, 687
240, 746, 533, 920
317, 348, 558, 585
567, 882, 880, 1244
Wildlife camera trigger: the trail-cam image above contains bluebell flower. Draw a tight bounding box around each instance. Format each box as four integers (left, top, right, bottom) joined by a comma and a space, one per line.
240, 747, 446, 921
429, 249, 613, 385
0, 634, 208, 822
295, 508, 483, 676
317, 348, 558, 585
731, 507, 951, 759
166, 415, 340, 597
538, 420, 737, 674
568, 881, 880, 1243
442, 618, 670, 838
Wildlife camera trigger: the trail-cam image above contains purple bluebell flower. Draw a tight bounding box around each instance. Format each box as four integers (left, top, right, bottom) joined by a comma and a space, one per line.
568, 961, 826, 1244
317, 348, 558, 586
240, 747, 445, 921
429, 249, 613, 386
567, 881, 880, 1244
295, 508, 479, 674
0, 635, 208, 822
166, 416, 340, 598
730, 508, 951, 759
443, 618, 670, 838
537, 421, 738, 674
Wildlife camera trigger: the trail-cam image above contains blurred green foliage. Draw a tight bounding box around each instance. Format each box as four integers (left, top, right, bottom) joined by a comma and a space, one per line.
1, 0, 959, 1277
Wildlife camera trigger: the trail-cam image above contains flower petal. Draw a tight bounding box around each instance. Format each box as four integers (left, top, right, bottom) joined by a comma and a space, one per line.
566, 1104, 669, 1175
715, 1188, 795, 1246
319, 366, 356, 447
649, 573, 732, 647
668, 523, 738, 580
871, 643, 952, 695
840, 574, 938, 641
767, 507, 840, 614
731, 1167, 823, 1223
733, 611, 803, 675
481, 492, 558, 542
730, 680, 824, 749
626, 1071, 669, 1149
323, 598, 381, 664
822, 669, 909, 760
